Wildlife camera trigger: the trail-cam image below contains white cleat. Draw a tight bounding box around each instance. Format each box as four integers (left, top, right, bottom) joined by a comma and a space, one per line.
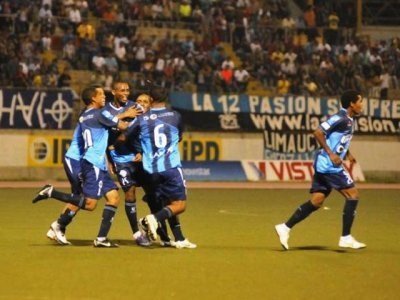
174, 239, 197, 249
143, 215, 159, 242
49, 221, 71, 245
275, 223, 290, 250
46, 228, 56, 240
339, 235, 366, 249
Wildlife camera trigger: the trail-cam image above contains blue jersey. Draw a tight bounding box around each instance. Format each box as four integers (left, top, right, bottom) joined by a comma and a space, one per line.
79, 107, 119, 170
102, 100, 140, 164
65, 123, 84, 161
127, 107, 182, 174
315, 108, 354, 173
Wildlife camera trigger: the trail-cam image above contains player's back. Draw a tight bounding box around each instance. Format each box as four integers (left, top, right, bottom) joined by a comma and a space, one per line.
65, 122, 84, 161
315, 108, 354, 173
137, 107, 182, 174
79, 107, 113, 170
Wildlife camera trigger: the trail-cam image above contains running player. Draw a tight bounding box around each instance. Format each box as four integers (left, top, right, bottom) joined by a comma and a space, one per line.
275, 90, 366, 250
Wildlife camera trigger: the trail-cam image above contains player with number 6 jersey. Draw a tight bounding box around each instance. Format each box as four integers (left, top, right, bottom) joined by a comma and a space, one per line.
125, 86, 196, 248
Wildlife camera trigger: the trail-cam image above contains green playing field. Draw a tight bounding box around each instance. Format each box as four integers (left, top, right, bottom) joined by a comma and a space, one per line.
0, 188, 398, 299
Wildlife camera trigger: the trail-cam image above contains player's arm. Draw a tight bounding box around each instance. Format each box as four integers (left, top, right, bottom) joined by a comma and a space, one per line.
345, 149, 356, 165
99, 109, 130, 131
313, 127, 342, 166
117, 105, 143, 121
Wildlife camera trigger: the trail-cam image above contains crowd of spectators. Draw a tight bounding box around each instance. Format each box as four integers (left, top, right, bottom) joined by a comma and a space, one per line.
0, 0, 399, 99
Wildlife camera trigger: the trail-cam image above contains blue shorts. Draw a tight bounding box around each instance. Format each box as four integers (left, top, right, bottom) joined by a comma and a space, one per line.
150, 167, 187, 202
310, 169, 355, 196
114, 161, 141, 192
81, 159, 118, 199
63, 156, 82, 196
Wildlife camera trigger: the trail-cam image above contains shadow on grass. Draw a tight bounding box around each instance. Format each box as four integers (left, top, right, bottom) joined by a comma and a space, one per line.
271, 245, 351, 253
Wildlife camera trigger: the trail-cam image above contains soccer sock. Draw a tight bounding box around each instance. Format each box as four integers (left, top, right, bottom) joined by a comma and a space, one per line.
125, 202, 139, 233
97, 205, 117, 238
154, 207, 173, 223
157, 220, 170, 241
342, 199, 359, 236
285, 200, 319, 228
168, 216, 185, 241
57, 208, 77, 230
51, 189, 86, 208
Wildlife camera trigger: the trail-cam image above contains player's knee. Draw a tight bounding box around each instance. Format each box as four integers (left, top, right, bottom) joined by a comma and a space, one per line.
84, 199, 97, 211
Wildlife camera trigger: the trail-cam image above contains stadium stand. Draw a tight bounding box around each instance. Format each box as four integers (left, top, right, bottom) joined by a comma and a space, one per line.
0, 0, 399, 99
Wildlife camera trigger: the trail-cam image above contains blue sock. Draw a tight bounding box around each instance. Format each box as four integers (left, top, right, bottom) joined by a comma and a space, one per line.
154, 207, 173, 223
342, 199, 358, 236
168, 216, 185, 241
286, 200, 319, 228
57, 208, 77, 230
97, 205, 117, 238
125, 202, 139, 233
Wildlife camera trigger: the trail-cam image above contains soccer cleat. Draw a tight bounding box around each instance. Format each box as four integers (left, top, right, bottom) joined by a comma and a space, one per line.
93, 238, 119, 248
134, 232, 152, 247
339, 235, 366, 249
46, 228, 56, 240
275, 223, 290, 250
32, 184, 54, 203
174, 239, 197, 249
160, 239, 176, 248
141, 215, 159, 242
48, 221, 71, 245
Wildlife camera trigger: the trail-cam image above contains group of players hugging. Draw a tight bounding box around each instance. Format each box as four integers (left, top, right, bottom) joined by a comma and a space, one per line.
33, 81, 196, 249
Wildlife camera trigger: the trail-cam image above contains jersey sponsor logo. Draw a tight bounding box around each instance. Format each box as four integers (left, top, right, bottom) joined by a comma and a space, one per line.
150, 114, 157, 120
321, 122, 330, 130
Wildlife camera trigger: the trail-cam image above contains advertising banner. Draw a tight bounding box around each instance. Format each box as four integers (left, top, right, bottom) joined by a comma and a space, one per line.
28, 134, 72, 167
242, 160, 365, 182
170, 93, 400, 135
181, 161, 247, 181
0, 88, 74, 129
170, 92, 400, 159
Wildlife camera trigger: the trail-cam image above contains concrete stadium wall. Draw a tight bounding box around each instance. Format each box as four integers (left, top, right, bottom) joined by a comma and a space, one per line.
0, 131, 399, 182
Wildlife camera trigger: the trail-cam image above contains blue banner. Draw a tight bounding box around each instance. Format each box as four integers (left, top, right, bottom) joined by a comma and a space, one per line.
181, 161, 247, 181
0, 89, 74, 129
169, 92, 400, 135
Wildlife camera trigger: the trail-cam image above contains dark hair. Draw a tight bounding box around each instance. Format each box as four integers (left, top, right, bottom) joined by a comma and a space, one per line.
150, 86, 168, 103
341, 90, 360, 108
81, 85, 102, 105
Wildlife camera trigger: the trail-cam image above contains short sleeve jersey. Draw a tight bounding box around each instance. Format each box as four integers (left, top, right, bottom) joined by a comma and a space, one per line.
127, 107, 182, 174
79, 107, 119, 170
315, 108, 354, 173
102, 100, 140, 164
65, 122, 84, 161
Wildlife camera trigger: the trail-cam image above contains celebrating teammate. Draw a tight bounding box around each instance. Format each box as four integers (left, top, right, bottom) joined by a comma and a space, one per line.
33, 85, 141, 247
275, 90, 366, 250
104, 81, 150, 246
125, 86, 196, 248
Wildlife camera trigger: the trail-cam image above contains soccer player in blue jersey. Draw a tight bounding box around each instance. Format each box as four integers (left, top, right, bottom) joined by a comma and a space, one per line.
275, 90, 366, 250
33, 85, 141, 247
104, 81, 150, 246
125, 86, 196, 248
45, 121, 83, 245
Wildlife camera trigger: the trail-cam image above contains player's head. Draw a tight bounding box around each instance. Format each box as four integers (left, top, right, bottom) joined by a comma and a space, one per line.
81, 85, 105, 107
112, 81, 130, 105
341, 90, 363, 116
136, 93, 152, 112
150, 86, 168, 103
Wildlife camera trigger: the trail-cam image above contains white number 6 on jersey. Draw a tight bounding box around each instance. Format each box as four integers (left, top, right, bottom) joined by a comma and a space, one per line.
154, 124, 167, 148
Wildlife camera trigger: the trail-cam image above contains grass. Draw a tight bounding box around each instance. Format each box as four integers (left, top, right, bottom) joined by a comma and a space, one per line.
0, 188, 399, 300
